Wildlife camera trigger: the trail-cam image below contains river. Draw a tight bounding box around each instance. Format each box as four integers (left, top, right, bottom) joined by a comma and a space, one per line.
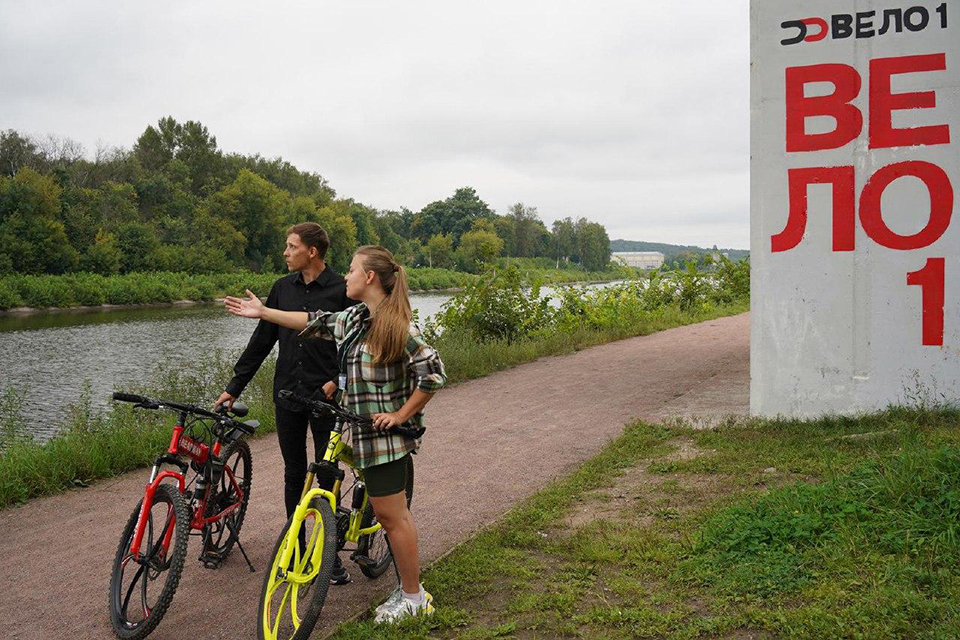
1, 282, 620, 440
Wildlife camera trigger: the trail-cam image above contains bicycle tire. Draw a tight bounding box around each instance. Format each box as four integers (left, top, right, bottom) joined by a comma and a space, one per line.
257, 496, 336, 640
202, 438, 252, 561
355, 468, 413, 579
108, 483, 190, 639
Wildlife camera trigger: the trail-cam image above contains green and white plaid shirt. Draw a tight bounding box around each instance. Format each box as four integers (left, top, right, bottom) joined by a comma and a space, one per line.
301, 303, 447, 469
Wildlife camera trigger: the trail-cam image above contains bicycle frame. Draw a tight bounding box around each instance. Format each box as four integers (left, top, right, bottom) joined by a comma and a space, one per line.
129, 413, 245, 561
274, 422, 382, 584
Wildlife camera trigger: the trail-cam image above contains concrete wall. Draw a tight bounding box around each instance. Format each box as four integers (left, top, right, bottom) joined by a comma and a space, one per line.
751, 0, 960, 416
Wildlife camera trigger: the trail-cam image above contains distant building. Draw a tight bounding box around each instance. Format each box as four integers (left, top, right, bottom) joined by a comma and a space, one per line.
612, 251, 664, 270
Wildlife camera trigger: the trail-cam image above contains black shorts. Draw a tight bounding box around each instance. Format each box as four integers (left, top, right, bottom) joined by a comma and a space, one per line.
363, 454, 414, 498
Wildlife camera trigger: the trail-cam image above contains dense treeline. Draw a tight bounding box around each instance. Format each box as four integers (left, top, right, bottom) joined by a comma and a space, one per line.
0, 118, 612, 278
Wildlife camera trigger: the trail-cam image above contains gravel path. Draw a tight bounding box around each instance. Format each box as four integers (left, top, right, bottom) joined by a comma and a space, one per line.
0, 312, 749, 639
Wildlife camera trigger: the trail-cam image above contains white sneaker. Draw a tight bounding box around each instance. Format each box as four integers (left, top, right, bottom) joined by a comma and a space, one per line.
374, 586, 434, 624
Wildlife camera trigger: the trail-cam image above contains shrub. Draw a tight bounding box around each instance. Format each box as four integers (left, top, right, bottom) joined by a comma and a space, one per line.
427, 266, 554, 342
0, 280, 22, 309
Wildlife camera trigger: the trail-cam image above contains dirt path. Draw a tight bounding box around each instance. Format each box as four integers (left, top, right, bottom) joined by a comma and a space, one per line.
0, 313, 749, 639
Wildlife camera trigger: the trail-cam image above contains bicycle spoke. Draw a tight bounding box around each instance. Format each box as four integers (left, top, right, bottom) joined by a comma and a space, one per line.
273, 583, 294, 633
150, 504, 174, 562
140, 561, 151, 619
120, 562, 147, 621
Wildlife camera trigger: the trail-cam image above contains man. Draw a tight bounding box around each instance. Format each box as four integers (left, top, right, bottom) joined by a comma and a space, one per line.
214, 222, 354, 584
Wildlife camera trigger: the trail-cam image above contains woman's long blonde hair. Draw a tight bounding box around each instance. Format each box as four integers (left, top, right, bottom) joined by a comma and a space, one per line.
357, 245, 411, 363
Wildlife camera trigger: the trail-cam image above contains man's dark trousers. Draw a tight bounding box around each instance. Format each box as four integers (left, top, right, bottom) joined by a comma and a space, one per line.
275, 404, 336, 518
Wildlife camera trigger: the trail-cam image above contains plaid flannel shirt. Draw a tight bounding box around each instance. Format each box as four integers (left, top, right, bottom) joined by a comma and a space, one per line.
301, 303, 447, 469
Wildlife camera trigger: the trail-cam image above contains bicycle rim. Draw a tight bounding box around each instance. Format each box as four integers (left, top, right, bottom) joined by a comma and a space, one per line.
109, 484, 189, 639
258, 497, 335, 640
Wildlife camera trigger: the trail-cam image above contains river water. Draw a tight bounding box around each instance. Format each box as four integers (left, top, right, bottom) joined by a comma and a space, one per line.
1, 282, 620, 440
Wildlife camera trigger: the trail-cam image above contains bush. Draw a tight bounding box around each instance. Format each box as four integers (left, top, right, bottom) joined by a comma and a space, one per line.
0, 280, 22, 309
66, 273, 107, 306
427, 266, 554, 342
10, 275, 76, 307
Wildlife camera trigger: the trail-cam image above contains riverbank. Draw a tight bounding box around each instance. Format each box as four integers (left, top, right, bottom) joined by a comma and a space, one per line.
332, 405, 960, 638
0, 299, 748, 508
0, 265, 628, 313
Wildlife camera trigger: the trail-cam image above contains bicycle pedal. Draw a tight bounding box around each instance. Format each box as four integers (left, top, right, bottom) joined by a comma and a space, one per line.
350, 552, 376, 569
199, 553, 224, 570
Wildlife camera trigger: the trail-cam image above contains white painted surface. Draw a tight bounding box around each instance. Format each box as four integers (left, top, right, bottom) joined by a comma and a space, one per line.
750, 0, 960, 416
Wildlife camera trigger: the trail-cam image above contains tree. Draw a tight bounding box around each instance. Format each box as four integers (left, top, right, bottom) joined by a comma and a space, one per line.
347, 201, 380, 247
574, 218, 612, 271
551, 217, 576, 267
207, 169, 289, 271
415, 186, 494, 244
93, 182, 140, 230
492, 216, 516, 256
133, 117, 222, 195
0, 130, 42, 176
372, 210, 404, 255
115, 222, 162, 273
508, 202, 546, 258
0, 168, 78, 273
456, 229, 503, 273
81, 229, 123, 275
424, 234, 454, 269
303, 198, 360, 273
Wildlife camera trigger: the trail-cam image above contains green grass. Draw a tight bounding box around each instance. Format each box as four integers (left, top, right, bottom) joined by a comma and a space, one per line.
330, 407, 960, 639
0, 264, 630, 311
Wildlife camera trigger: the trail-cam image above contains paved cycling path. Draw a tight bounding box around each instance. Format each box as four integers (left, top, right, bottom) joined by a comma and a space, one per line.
0, 312, 749, 639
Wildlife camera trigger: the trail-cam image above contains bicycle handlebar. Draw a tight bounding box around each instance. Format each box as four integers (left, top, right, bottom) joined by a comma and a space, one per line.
277, 390, 426, 439
111, 392, 257, 435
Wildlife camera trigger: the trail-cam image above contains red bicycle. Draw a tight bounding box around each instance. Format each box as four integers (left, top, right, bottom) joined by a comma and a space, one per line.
107, 392, 259, 639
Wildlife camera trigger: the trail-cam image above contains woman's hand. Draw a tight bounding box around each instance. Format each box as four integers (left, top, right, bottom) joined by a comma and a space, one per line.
371, 411, 404, 431
225, 290, 264, 319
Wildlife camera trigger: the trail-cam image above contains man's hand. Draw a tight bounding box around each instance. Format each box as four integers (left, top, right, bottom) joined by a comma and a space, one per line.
321, 380, 337, 399
372, 411, 404, 431
225, 290, 264, 319
213, 391, 236, 411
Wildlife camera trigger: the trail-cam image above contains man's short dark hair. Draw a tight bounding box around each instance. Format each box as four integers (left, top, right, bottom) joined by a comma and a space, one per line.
287, 222, 330, 259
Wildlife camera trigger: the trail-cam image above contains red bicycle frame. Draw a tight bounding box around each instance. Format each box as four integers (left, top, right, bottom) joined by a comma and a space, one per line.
129, 419, 245, 560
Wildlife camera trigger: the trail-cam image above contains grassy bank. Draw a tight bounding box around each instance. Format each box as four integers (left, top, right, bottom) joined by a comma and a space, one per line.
331, 406, 960, 639
0, 263, 631, 312
0, 269, 473, 311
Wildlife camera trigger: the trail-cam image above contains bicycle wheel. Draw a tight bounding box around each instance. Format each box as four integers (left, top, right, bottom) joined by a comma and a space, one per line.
258, 496, 336, 640
109, 483, 190, 639
202, 439, 252, 561
355, 470, 413, 579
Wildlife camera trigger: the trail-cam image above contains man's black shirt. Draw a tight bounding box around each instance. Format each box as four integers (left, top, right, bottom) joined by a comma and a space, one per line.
225, 268, 354, 412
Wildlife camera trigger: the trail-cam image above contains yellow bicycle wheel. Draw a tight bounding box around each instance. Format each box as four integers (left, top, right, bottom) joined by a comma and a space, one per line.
257, 496, 336, 640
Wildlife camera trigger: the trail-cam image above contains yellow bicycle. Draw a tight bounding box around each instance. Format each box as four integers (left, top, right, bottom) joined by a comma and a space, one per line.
257, 390, 419, 640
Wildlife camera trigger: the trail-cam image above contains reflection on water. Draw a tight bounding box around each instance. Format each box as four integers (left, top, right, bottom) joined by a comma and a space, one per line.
1, 282, 619, 440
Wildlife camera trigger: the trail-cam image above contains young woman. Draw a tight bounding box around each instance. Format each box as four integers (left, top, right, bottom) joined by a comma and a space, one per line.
225, 245, 445, 623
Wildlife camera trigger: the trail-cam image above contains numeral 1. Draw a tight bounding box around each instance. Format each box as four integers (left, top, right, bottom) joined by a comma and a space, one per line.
906, 257, 945, 346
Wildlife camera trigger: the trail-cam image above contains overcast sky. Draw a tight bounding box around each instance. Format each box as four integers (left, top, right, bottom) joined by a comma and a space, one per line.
0, 1, 749, 249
